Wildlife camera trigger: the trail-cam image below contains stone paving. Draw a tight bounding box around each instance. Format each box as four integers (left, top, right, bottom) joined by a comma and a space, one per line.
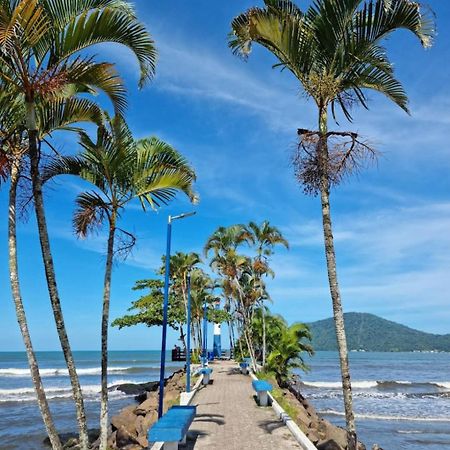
185, 360, 301, 450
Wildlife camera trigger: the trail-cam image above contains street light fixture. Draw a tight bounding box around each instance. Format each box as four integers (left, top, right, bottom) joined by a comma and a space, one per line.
158, 212, 196, 419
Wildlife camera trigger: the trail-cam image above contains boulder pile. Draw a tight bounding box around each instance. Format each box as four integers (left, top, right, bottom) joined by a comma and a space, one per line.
287, 380, 366, 450
104, 369, 186, 450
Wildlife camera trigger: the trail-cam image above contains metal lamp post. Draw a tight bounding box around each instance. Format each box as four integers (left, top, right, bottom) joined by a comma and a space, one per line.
202, 301, 208, 366
186, 273, 192, 393
158, 212, 195, 419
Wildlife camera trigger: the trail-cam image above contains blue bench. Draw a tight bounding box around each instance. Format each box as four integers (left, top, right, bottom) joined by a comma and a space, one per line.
239, 362, 249, 374
148, 405, 196, 449
199, 367, 213, 385
252, 380, 273, 406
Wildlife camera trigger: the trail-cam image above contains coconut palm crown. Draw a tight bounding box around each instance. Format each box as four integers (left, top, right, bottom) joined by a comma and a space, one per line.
230, 0, 434, 120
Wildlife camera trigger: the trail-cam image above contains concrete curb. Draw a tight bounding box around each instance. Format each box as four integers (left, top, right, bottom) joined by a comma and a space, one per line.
250, 372, 317, 450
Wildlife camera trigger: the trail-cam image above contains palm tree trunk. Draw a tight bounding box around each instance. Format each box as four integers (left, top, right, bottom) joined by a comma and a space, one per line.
179, 325, 187, 353
27, 102, 89, 449
241, 314, 257, 371
318, 106, 357, 450
99, 217, 116, 450
227, 320, 233, 354
8, 159, 63, 450
262, 305, 267, 367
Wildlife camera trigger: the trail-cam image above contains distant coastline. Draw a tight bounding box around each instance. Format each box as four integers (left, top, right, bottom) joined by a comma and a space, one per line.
309, 312, 450, 352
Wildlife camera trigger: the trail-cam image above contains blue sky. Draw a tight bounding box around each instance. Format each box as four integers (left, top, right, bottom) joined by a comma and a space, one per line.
1, 0, 450, 351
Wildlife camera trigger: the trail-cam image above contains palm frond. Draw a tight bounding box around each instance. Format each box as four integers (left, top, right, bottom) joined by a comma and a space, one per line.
73, 190, 109, 237
37, 97, 104, 137
54, 6, 156, 85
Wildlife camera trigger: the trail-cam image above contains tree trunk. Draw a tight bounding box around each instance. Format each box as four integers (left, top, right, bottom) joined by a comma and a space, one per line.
8, 160, 63, 450
318, 106, 357, 450
99, 216, 116, 450
262, 305, 267, 367
227, 320, 234, 354
241, 314, 257, 371
27, 102, 89, 449
179, 325, 187, 353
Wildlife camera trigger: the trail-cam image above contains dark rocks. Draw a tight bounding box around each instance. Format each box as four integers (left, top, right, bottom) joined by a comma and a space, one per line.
286, 380, 367, 450
109, 380, 159, 398
104, 370, 185, 449
43, 430, 100, 449
317, 440, 343, 450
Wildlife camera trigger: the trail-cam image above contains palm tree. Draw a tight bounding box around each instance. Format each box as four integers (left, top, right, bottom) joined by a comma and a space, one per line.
265, 321, 313, 388
204, 225, 256, 365
1, 89, 102, 449
0, 1, 156, 446
230, 1, 434, 447
247, 221, 288, 366
44, 115, 197, 450
161, 252, 202, 351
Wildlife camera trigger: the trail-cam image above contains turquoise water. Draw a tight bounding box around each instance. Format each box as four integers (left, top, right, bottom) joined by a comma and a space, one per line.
1, 351, 450, 449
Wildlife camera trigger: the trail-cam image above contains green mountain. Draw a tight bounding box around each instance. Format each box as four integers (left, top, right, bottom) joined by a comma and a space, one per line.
308, 312, 450, 352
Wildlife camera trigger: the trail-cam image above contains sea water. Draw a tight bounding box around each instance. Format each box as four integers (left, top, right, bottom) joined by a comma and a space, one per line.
0, 351, 183, 449
297, 351, 450, 449
1, 351, 449, 449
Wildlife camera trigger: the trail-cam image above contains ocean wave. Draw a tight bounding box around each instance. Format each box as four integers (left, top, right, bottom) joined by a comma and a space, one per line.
0, 366, 155, 377
302, 381, 378, 389
302, 380, 450, 390
319, 409, 450, 422
0, 382, 130, 403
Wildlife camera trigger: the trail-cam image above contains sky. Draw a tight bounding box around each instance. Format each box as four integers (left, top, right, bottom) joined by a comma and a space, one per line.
1, 0, 450, 351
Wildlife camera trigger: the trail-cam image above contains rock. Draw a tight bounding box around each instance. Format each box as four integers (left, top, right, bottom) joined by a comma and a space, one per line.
116, 426, 140, 448
110, 381, 159, 397
134, 396, 158, 415
372, 445, 383, 450
111, 405, 137, 435
323, 424, 347, 449
43, 430, 100, 448
137, 411, 157, 438
306, 430, 320, 444
107, 430, 117, 449
317, 440, 343, 450
296, 407, 312, 428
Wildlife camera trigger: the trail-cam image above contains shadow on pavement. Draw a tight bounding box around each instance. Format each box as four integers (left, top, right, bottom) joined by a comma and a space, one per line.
258, 418, 286, 434
193, 413, 225, 426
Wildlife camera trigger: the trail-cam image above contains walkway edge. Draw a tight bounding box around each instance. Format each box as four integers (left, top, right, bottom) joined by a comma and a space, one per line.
250, 372, 317, 450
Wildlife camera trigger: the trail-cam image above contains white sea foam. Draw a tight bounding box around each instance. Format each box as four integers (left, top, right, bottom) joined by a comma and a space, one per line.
0, 366, 134, 377
434, 382, 450, 389
319, 409, 450, 422
302, 380, 378, 389
0, 381, 133, 403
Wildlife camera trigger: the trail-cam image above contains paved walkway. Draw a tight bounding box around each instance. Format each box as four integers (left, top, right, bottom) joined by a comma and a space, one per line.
186, 360, 301, 449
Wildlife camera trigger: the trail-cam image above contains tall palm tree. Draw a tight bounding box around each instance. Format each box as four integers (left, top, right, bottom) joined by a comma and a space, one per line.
1, 89, 102, 449
230, 1, 434, 447
44, 115, 197, 450
247, 221, 288, 365
204, 225, 256, 365
161, 252, 202, 351
0, 1, 156, 446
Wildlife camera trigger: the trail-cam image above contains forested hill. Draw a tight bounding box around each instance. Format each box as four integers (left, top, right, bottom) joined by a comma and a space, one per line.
308, 312, 450, 352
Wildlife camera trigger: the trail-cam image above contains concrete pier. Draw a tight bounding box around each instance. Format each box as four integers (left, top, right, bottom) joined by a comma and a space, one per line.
186, 360, 301, 449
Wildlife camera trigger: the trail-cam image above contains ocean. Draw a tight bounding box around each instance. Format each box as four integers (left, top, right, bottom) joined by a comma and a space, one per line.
0, 351, 183, 450
1, 351, 449, 449
298, 351, 450, 449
